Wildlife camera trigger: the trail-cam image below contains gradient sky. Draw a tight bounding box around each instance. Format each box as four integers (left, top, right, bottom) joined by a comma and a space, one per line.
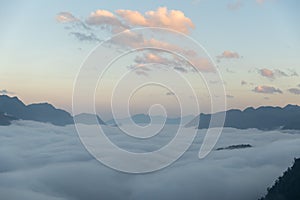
0, 0, 299, 118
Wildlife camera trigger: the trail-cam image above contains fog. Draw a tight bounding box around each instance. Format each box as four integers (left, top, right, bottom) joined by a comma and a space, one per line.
0, 121, 300, 200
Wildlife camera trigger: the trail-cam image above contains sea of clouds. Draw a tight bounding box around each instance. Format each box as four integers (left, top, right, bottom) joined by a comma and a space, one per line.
0, 121, 300, 200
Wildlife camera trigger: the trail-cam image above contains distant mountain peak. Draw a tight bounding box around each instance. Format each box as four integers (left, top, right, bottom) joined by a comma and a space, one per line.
0, 95, 73, 126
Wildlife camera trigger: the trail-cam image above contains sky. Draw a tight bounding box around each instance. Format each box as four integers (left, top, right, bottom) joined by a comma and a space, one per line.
0, 0, 300, 117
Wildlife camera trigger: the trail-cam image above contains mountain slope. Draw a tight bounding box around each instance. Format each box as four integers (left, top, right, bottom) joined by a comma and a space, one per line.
259, 158, 300, 200
0, 95, 73, 126
74, 113, 106, 125
0, 112, 18, 126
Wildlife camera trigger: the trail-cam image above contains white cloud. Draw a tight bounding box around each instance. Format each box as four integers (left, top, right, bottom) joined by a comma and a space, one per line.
0, 121, 300, 200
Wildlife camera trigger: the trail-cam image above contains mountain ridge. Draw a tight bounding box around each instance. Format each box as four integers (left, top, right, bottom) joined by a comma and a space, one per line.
186, 104, 300, 130
0, 95, 73, 126
1, 95, 300, 130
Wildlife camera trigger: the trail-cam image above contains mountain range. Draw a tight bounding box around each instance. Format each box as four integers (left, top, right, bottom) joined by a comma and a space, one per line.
186, 105, 300, 130
0, 95, 73, 126
0, 95, 299, 130
105, 114, 195, 126
73, 113, 106, 125
0, 112, 17, 126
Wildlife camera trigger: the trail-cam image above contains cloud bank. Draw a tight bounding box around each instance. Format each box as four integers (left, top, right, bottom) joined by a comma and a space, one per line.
0, 121, 300, 200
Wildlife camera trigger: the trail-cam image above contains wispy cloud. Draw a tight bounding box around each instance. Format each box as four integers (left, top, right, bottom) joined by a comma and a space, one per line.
217, 50, 240, 62
86, 10, 128, 33
256, 0, 271, 4
288, 69, 299, 77
241, 80, 247, 86
70, 32, 100, 42
258, 68, 295, 79
166, 91, 175, 96
56, 12, 91, 31
0, 89, 14, 95
227, 0, 243, 11
288, 88, 300, 95
132, 51, 214, 73
56, 8, 216, 73
226, 68, 235, 73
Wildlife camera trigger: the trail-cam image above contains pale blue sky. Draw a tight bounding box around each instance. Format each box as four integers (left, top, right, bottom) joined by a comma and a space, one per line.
0, 0, 299, 116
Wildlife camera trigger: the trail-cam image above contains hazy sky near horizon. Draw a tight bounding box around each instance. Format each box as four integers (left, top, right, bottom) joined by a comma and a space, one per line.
0, 0, 299, 116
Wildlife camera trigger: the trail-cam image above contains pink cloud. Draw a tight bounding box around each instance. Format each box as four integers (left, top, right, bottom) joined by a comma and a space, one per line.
135, 53, 170, 64
86, 9, 127, 31
217, 50, 240, 60
253, 85, 282, 94
116, 7, 195, 34
57, 8, 214, 73
85, 7, 194, 34
259, 68, 275, 79
258, 68, 290, 79
56, 12, 78, 23
115, 10, 147, 26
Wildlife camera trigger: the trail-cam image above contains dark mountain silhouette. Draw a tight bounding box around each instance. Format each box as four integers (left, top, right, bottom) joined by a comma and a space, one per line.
106, 114, 195, 126
0, 95, 73, 126
74, 113, 106, 125
186, 105, 300, 130
259, 158, 300, 200
216, 144, 252, 151
0, 112, 18, 126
